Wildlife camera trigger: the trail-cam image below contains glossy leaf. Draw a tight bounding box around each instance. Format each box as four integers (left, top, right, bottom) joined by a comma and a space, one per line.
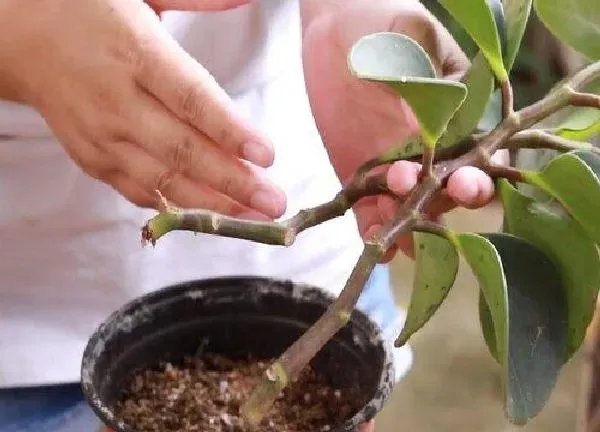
534, 0, 600, 60
438, 54, 495, 147
554, 80, 600, 140
504, 0, 534, 71
455, 233, 509, 369
573, 148, 600, 175
488, 0, 508, 56
555, 108, 600, 141
478, 289, 498, 360
357, 137, 423, 170
348, 32, 468, 147
395, 232, 459, 347
432, 0, 505, 147
379, 55, 497, 158
477, 90, 502, 131
438, 0, 508, 80
458, 232, 568, 424
499, 179, 600, 358
525, 151, 600, 245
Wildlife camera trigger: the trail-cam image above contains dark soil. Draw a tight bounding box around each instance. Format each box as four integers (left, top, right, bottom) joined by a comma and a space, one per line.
114, 353, 364, 432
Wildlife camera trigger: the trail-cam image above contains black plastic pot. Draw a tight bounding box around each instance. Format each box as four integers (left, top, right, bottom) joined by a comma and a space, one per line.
81, 276, 395, 432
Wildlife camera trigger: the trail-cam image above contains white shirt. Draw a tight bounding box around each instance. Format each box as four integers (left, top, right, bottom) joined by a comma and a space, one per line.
0, 0, 410, 388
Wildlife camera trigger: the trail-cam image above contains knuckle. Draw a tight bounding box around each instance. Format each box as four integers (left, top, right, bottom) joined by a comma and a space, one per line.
223, 200, 246, 217
212, 194, 247, 217
154, 168, 178, 197
70, 150, 114, 181
214, 120, 236, 150
111, 40, 143, 72
216, 173, 240, 199
169, 136, 195, 173
178, 87, 210, 124
110, 32, 154, 76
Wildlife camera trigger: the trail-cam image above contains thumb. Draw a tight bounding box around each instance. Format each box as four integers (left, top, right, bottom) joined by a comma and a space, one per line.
147, 0, 251, 13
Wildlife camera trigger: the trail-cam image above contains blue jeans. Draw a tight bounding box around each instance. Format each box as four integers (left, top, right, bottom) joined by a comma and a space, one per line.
0, 265, 401, 431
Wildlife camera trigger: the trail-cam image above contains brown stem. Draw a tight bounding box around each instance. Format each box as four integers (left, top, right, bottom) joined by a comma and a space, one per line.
421, 146, 435, 178
500, 80, 519, 167
142, 171, 390, 247
570, 92, 600, 108
237, 60, 600, 427
239, 242, 387, 426
140, 60, 600, 427
504, 130, 597, 153
570, 62, 600, 90
486, 164, 526, 183
501, 80, 515, 119
412, 219, 450, 237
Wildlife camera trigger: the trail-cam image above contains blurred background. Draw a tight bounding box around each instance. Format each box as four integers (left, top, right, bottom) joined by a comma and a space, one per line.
373, 3, 593, 431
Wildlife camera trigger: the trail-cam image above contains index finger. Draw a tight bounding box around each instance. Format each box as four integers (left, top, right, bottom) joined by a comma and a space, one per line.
132, 27, 275, 168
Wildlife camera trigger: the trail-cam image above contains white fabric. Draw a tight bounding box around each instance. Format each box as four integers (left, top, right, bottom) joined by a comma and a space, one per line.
0, 0, 410, 388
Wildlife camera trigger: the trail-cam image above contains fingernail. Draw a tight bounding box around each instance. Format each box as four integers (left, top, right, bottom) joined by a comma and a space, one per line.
250, 189, 286, 218
243, 141, 274, 167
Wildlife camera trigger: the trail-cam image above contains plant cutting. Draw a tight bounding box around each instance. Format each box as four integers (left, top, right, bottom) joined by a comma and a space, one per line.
90, 0, 600, 429
81, 277, 396, 432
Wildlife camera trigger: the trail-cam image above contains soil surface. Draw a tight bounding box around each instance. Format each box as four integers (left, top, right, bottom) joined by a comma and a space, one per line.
115, 353, 363, 432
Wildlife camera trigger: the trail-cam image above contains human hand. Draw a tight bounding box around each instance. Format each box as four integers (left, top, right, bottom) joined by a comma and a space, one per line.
359, 419, 375, 432
146, 0, 250, 13
0, 0, 285, 219
302, 0, 496, 259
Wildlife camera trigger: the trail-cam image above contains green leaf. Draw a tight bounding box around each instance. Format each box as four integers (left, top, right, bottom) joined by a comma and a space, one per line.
488, 0, 508, 56
555, 108, 600, 141
438, 54, 495, 147
438, 0, 508, 81
477, 90, 502, 131
573, 148, 600, 175
432, 1, 505, 146
534, 0, 600, 61
395, 232, 459, 347
381, 55, 497, 158
499, 179, 600, 359
478, 289, 498, 360
457, 232, 568, 424
503, 0, 534, 71
357, 137, 423, 171
525, 151, 600, 245
454, 233, 509, 369
348, 32, 468, 147
554, 80, 600, 141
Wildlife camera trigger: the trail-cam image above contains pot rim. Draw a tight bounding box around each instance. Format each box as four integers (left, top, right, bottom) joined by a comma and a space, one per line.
80, 275, 396, 432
